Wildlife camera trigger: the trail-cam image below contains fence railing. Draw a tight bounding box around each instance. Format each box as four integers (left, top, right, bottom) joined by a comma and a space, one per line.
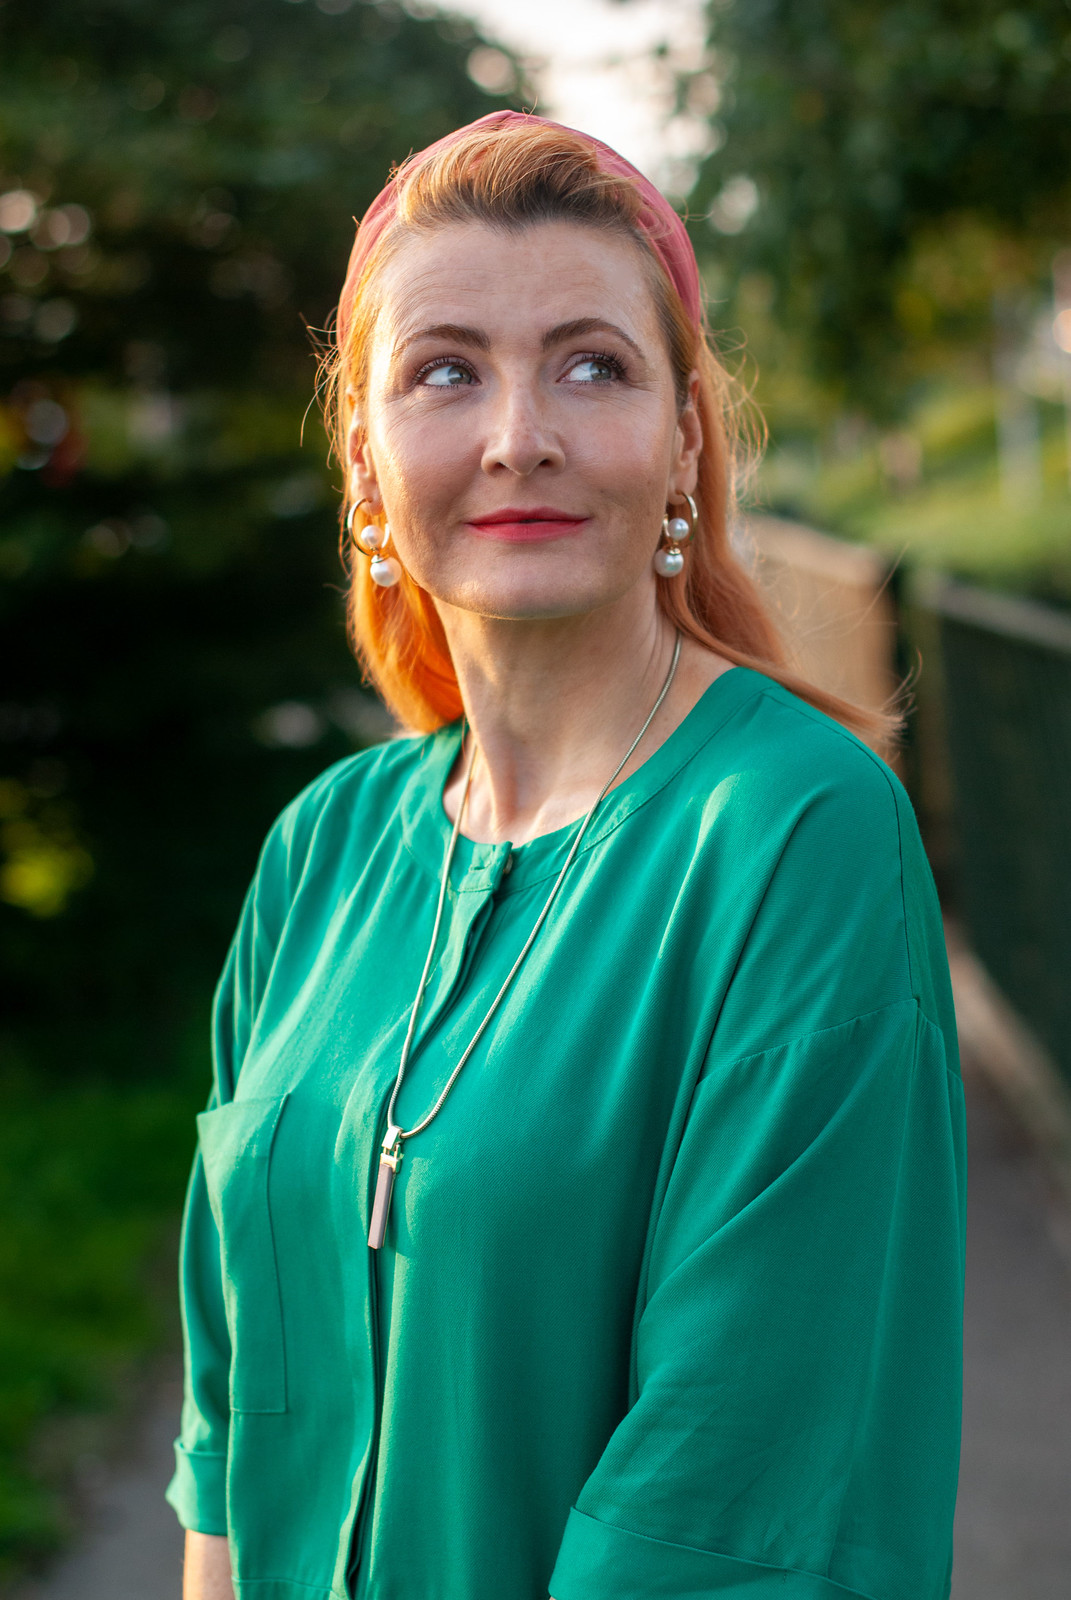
745, 516, 1071, 1096
742, 515, 900, 753
911, 575, 1071, 1091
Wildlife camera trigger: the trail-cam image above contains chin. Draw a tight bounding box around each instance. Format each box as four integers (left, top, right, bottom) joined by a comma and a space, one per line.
425, 551, 649, 623
443, 572, 632, 623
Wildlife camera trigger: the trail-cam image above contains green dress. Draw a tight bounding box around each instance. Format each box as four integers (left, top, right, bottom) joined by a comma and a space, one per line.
166, 665, 967, 1600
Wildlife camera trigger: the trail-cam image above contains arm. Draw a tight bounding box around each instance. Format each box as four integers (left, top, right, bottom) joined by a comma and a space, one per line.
183, 1531, 235, 1600
166, 857, 282, 1537
165, 1134, 233, 1537
165, 770, 336, 1555
551, 751, 967, 1600
550, 1002, 966, 1600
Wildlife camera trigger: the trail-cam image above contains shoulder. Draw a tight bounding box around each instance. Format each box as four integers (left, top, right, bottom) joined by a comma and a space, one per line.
690, 670, 951, 1038
693, 667, 910, 861
271, 729, 430, 839
253, 725, 448, 899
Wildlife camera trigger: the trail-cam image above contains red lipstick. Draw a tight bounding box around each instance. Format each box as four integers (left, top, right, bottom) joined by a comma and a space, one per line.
465, 506, 589, 542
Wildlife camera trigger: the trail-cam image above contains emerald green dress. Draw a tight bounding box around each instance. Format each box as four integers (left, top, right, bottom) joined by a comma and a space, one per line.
166, 666, 967, 1600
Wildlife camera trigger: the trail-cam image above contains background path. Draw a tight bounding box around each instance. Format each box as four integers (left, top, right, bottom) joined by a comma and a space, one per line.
951, 1054, 1071, 1599
10, 1374, 185, 1600
13, 1052, 1071, 1600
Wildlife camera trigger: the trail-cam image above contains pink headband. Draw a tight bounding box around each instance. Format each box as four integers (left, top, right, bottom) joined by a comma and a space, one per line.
338, 109, 703, 333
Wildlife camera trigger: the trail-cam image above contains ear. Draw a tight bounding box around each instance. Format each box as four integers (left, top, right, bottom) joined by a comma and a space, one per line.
669, 369, 702, 499
347, 413, 383, 513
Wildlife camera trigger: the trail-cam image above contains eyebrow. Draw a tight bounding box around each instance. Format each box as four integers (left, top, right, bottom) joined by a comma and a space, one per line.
391, 317, 646, 363
541, 318, 645, 363
392, 322, 491, 358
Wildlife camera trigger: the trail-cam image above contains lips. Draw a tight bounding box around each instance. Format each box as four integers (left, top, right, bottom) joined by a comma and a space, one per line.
465, 507, 589, 543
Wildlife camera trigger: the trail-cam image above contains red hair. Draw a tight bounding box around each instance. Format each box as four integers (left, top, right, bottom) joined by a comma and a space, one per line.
321, 118, 897, 746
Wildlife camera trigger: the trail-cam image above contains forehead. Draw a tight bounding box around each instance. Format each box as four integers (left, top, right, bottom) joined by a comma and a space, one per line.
370, 220, 663, 349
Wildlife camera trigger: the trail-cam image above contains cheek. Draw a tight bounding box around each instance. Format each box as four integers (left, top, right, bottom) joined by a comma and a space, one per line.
375, 418, 473, 525
575, 410, 677, 519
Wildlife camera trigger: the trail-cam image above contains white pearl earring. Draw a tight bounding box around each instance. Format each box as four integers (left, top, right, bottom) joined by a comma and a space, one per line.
347, 499, 402, 588
370, 545, 402, 588
654, 493, 697, 578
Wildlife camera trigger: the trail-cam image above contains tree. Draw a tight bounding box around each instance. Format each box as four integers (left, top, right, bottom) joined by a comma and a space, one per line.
688, 0, 1071, 412
0, 0, 518, 1059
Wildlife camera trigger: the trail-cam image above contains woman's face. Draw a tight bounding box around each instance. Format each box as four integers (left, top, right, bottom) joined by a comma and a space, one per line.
351, 219, 701, 623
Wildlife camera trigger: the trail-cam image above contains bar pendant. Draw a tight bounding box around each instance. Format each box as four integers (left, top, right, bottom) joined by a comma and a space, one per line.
368, 1158, 396, 1250
368, 1128, 403, 1250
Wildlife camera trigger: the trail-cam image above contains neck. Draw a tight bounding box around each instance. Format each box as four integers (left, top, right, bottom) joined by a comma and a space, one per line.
437, 588, 728, 845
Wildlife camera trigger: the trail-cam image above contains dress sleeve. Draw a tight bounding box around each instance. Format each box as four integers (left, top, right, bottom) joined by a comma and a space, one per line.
165, 1107, 231, 1533
165, 814, 293, 1533
550, 998, 967, 1600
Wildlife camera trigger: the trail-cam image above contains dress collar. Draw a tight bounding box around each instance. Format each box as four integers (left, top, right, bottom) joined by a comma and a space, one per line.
400, 666, 768, 895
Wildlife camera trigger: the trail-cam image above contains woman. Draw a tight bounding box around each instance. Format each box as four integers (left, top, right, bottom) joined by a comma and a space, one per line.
168, 112, 966, 1600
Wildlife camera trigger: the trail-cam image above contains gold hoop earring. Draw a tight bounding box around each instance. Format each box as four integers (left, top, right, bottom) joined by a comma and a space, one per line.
346, 497, 369, 542
654, 492, 697, 579
347, 499, 402, 588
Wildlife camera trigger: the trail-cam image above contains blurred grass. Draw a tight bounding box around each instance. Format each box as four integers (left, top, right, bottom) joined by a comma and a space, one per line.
0, 1018, 206, 1580
760, 384, 1071, 603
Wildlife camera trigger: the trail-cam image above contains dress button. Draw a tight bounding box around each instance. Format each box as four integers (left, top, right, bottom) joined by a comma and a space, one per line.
503, 852, 514, 875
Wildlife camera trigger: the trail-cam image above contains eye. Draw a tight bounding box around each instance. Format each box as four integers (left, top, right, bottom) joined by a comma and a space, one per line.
418, 358, 476, 388
563, 352, 625, 384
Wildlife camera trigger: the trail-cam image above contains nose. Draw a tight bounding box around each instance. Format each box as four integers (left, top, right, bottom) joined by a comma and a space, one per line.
479, 379, 565, 478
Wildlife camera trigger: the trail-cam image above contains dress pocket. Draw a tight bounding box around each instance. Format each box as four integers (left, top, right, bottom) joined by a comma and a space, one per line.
196, 1093, 289, 1414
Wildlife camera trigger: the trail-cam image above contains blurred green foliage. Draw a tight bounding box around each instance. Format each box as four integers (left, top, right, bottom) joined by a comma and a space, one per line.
757, 385, 1071, 603
0, 0, 513, 1021
0, 1049, 205, 1580
0, 0, 515, 1570
686, 0, 1071, 601
691, 0, 1071, 408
